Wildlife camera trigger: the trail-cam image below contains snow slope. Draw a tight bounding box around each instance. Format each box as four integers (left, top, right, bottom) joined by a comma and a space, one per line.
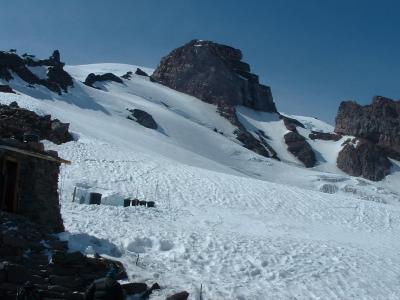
1, 63, 400, 299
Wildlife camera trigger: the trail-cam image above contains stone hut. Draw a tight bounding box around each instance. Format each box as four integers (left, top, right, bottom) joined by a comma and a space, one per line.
0, 139, 70, 233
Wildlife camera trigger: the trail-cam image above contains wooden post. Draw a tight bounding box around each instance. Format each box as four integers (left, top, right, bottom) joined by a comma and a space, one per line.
72, 186, 77, 202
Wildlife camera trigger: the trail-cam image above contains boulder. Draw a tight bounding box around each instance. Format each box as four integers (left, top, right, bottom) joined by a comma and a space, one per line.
337, 139, 392, 181
166, 291, 189, 300
151, 40, 277, 113
128, 109, 158, 129
84, 73, 123, 87
284, 131, 316, 167
142, 282, 161, 298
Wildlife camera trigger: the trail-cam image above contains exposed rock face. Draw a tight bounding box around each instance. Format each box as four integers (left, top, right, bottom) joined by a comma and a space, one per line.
0, 85, 14, 94
152, 40, 277, 113
235, 129, 277, 159
337, 139, 392, 181
309, 131, 342, 141
84, 72, 123, 87
0, 102, 73, 144
127, 109, 158, 129
0, 50, 73, 94
279, 115, 316, 167
281, 116, 305, 131
284, 131, 316, 168
335, 96, 400, 159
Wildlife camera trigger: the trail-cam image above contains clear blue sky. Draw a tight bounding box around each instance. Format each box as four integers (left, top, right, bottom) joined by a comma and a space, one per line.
1, 0, 399, 124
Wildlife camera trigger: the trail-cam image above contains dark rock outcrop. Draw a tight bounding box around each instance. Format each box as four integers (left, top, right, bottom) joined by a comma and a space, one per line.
151, 40, 277, 113
235, 129, 277, 158
281, 116, 305, 131
25, 50, 63, 67
284, 131, 316, 167
216, 103, 279, 160
127, 109, 158, 129
121, 71, 133, 80
335, 96, 400, 159
337, 139, 392, 181
0, 102, 73, 144
47, 64, 73, 93
0, 85, 15, 94
84, 72, 123, 87
309, 131, 342, 141
0, 50, 73, 94
135, 68, 149, 76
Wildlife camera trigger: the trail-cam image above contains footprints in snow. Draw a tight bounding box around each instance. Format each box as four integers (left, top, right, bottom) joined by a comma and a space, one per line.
126, 237, 175, 253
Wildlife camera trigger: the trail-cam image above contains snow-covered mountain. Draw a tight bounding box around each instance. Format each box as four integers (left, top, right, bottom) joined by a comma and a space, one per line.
1, 51, 400, 299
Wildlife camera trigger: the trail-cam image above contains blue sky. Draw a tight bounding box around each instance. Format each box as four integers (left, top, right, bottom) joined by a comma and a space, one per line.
1, 0, 399, 123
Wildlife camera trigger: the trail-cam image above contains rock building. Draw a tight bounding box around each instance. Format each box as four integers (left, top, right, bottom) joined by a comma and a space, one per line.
0, 138, 69, 233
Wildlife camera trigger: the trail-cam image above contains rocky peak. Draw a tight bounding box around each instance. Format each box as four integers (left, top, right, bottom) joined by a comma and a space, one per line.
151, 40, 277, 113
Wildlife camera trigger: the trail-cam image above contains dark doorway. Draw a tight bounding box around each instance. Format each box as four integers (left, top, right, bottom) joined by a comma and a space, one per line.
1, 159, 19, 213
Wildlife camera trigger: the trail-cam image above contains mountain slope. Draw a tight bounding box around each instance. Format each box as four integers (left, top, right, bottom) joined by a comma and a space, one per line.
1, 62, 400, 299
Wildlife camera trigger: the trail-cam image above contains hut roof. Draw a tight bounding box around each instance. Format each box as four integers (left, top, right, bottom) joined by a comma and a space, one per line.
0, 144, 71, 164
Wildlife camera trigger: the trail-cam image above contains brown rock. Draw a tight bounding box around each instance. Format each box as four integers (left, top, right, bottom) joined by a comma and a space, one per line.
166, 291, 189, 300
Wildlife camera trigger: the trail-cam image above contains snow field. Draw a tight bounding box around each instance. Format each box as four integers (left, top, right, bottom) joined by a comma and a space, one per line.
1, 63, 400, 299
